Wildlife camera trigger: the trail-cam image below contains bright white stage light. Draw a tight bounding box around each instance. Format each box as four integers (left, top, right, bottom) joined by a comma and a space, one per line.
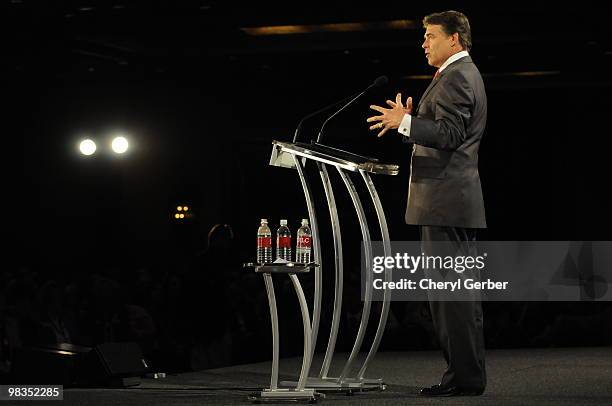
111, 136, 129, 154
79, 139, 97, 156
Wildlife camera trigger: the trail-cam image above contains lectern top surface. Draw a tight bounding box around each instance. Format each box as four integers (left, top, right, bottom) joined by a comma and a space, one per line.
271, 141, 399, 175
293, 142, 379, 163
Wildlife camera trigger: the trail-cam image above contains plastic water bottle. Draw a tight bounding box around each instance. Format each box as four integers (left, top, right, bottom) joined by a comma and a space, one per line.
296, 219, 312, 264
257, 219, 272, 264
276, 219, 292, 261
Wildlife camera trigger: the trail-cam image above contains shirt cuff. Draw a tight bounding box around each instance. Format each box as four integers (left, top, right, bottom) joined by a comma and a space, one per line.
398, 113, 412, 138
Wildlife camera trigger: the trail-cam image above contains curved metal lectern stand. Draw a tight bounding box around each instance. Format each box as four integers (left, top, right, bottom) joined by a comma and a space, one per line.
267, 140, 398, 394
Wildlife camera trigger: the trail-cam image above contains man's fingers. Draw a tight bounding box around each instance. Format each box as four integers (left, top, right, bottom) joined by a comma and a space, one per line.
369, 105, 387, 113
407, 96, 413, 111
369, 121, 386, 131
386, 100, 397, 107
377, 126, 390, 137
366, 115, 384, 123
396, 93, 403, 107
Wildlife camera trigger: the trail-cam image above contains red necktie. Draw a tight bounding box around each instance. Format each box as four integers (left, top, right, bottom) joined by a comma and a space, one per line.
433, 69, 441, 80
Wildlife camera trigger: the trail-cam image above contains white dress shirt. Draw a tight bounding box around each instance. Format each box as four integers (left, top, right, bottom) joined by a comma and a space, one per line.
398, 50, 470, 138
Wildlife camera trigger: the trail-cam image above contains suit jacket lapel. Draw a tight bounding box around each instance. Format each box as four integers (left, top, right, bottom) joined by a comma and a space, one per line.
417, 77, 442, 112
416, 56, 473, 113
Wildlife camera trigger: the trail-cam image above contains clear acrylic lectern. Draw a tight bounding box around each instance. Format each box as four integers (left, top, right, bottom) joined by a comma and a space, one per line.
251, 140, 398, 402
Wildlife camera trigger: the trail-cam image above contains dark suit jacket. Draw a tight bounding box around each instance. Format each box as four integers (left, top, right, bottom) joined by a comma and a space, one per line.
404, 55, 487, 228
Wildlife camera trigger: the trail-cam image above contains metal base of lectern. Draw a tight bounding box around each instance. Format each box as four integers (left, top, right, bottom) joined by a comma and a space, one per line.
340, 377, 386, 392
280, 377, 386, 393
248, 388, 323, 403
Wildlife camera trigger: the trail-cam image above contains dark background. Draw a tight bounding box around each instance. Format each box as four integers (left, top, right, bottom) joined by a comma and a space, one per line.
3, 0, 612, 375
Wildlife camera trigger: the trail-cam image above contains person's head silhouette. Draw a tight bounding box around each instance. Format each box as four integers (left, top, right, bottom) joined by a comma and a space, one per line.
207, 224, 234, 254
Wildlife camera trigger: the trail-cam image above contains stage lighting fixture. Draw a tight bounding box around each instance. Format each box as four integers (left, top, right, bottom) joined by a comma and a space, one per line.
183, 206, 189, 211
177, 206, 183, 212
79, 139, 97, 156
111, 136, 129, 154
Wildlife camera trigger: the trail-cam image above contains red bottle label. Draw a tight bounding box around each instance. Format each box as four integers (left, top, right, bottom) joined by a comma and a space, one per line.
257, 236, 272, 248
277, 236, 291, 248
297, 236, 311, 248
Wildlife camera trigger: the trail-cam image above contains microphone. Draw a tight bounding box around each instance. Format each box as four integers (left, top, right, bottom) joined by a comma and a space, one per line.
316, 75, 388, 144
292, 92, 361, 144
292, 75, 388, 144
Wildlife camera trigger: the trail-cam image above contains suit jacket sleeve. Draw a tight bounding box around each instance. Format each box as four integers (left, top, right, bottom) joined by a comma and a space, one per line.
408, 70, 474, 151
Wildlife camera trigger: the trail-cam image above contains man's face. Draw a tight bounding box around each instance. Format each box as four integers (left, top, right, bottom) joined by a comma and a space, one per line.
422, 24, 458, 68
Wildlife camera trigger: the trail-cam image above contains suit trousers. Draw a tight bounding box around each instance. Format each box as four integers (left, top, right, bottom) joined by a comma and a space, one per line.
420, 225, 487, 390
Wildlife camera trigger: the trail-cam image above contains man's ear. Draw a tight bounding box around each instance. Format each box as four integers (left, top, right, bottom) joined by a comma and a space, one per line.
452, 33, 461, 48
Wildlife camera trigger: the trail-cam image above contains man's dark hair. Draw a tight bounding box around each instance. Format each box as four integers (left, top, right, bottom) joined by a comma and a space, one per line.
423, 10, 472, 52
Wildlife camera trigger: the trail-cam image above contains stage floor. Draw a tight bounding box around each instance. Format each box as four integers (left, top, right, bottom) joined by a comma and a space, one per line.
53, 346, 611, 405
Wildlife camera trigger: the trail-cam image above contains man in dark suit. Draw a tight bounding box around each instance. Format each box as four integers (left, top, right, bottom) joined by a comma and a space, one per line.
367, 11, 487, 397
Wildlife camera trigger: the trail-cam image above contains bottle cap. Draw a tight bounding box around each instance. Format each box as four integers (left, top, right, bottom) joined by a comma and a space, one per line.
280, 219, 287, 226
301, 219, 309, 226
